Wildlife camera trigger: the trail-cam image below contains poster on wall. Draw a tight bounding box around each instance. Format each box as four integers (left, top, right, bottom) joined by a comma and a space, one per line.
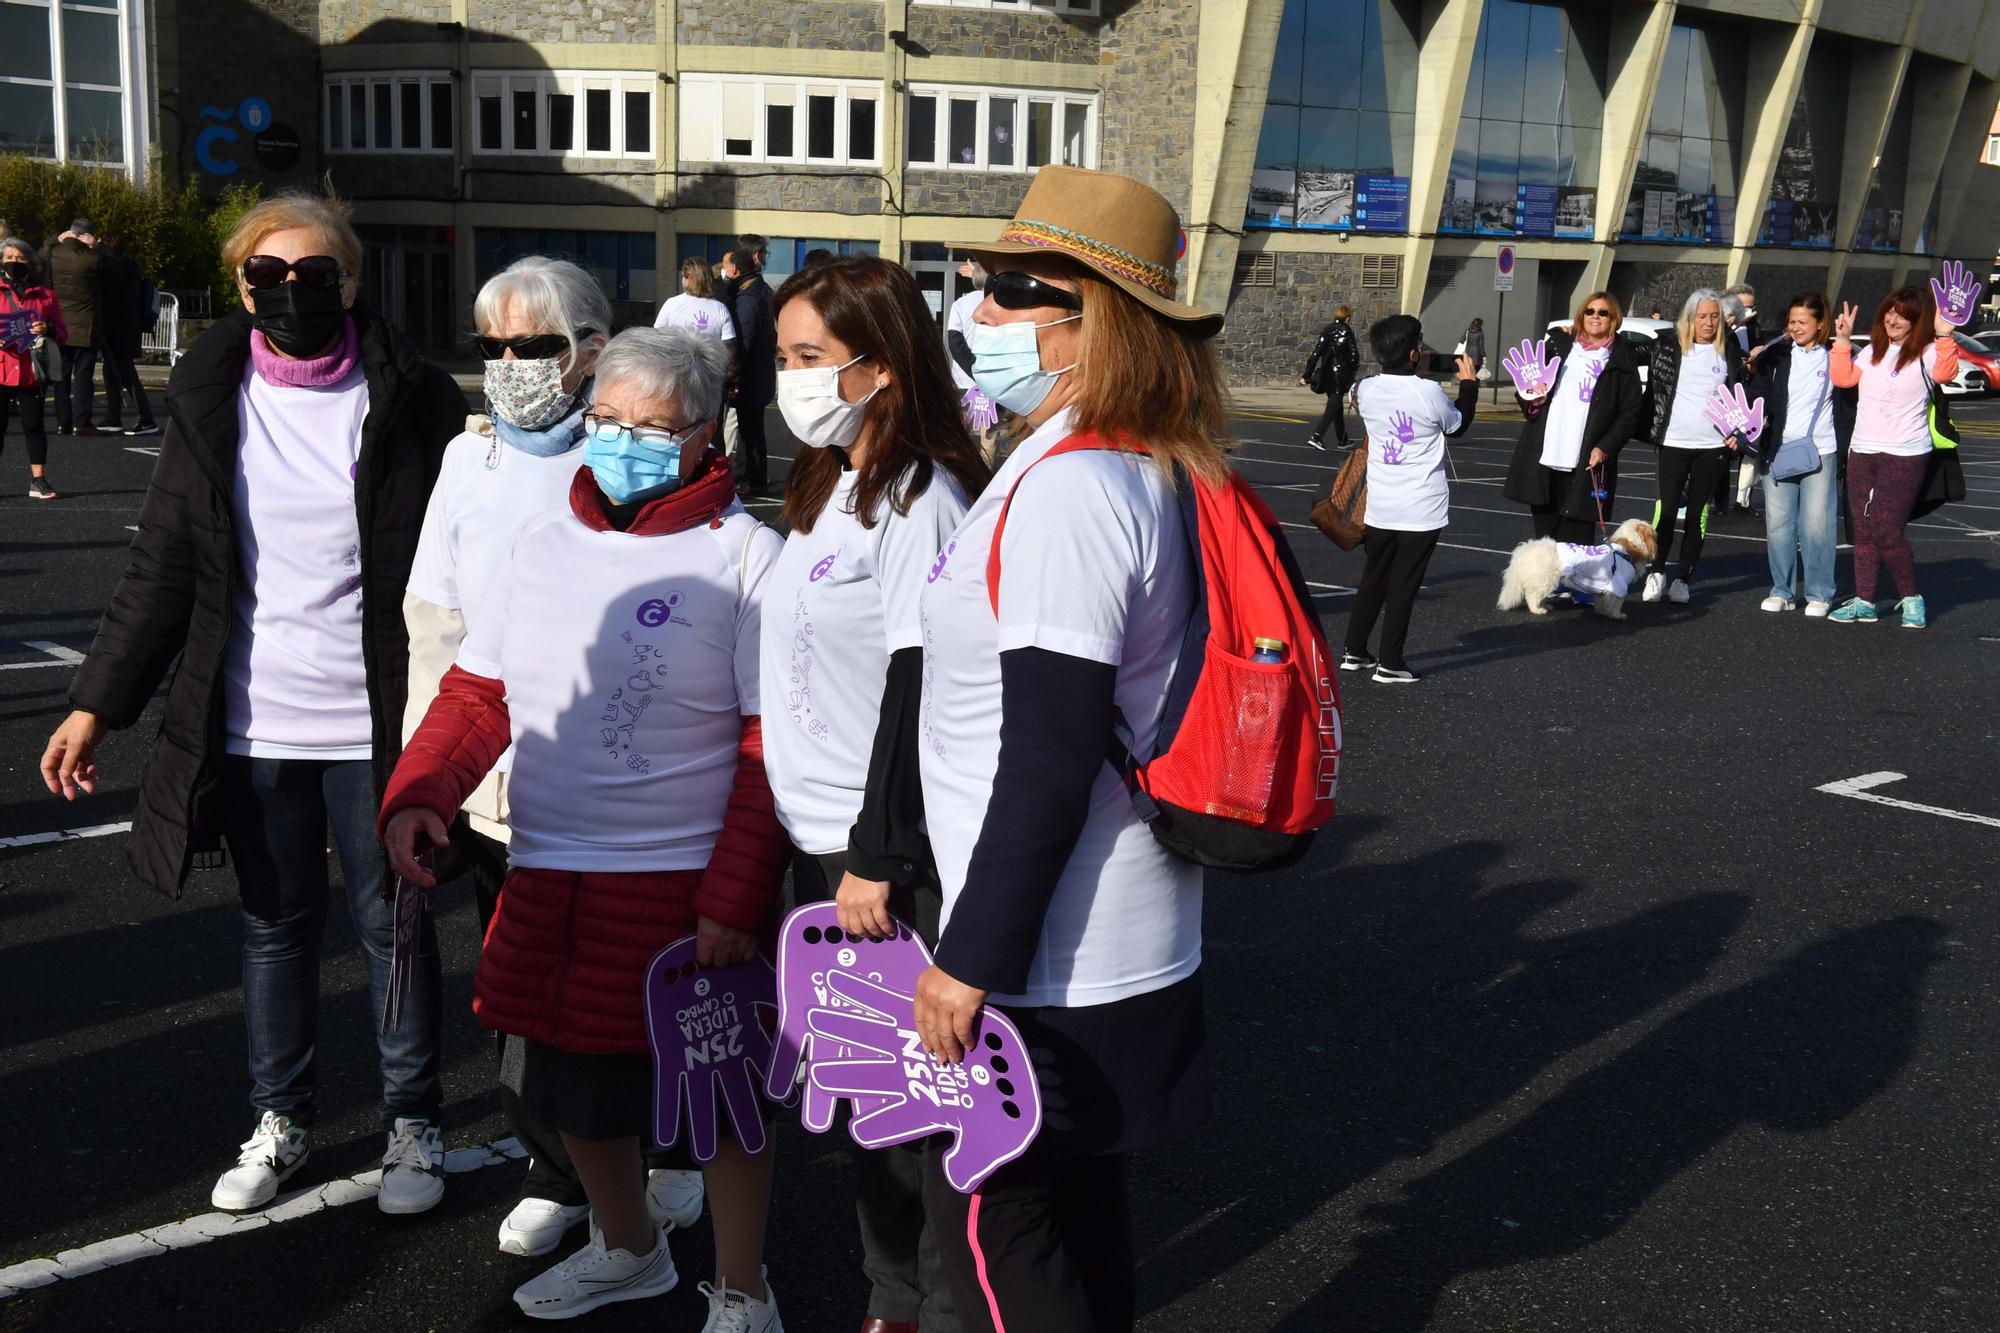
1473, 179, 1517, 235
1440, 177, 1478, 234
1792, 200, 1836, 248
1514, 183, 1558, 238
1640, 189, 1666, 238
1247, 168, 1296, 227
1859, 207, 1902, 253
1671, 192, 1709, 242
1706, 195, 1736, 246
1555, 187, 1595, 238
1354, 175, 1409, 233
1297, 170, 1356, 230
1760, 199, 1794, 246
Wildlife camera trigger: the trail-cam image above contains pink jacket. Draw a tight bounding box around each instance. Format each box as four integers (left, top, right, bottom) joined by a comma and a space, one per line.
0, 283, 67, 390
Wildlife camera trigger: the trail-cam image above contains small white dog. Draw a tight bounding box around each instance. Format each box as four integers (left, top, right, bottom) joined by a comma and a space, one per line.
1497, 519, 1659, 621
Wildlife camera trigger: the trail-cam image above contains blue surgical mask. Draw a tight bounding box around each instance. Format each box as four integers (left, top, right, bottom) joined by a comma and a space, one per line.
967, 316, 1080, 415
583, 416, 700, 505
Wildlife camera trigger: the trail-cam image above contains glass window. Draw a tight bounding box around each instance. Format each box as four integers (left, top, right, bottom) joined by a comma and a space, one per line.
374, 82, 393, 150
0, 82, 56, 156
1267, 0, 1305, 106
1302, 0, 1358, 109
351, 84, 367, 150
547, 86, 574, 152
1477, 118, 1520, 181
988, 96, 1015, 167
721, 81, 754, 156
1519, 119, 1557, 183
584, 86, 610, 153
401, 81, 422, 150
1062, 101, 1090, 165
1480, 1, 1530, 126
848, 96, 874, 163
907, 93, 936, 164
477, 82, 501, 151
807, 92, 835, 159
1, 4, 53, 81
326, 84, 343, 151
765, 85, 795, 157
65, 85, 121, 159
625, 88, 649, 155
1027, 100, 1053, 167
948, 97, 977, 166
512, 87, 536, 151
60, 7, 119, 86
431, 81, 453, 150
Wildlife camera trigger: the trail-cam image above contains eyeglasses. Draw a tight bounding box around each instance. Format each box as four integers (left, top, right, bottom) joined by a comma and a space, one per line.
985, 270, 1082, 312
582, 412, 702, 450
1582, 307, 1615, 319
242, 255, 346, 291
472, 330, 596, 362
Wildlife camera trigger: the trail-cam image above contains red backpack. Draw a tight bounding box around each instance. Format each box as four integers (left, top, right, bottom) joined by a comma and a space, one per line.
988, 433, 1342, 871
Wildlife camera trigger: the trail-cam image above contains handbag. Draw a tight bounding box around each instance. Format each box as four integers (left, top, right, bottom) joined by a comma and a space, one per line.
1, 286, 61, 386
1310, 444, 1368, 550
1911, 362, 1965, 518
1770, 361, 1829, 482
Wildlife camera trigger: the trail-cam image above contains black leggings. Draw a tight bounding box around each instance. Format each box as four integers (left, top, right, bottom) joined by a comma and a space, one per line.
1650, 446, 1728, 578
1345, 526, 1440, 671
1311, 387, 1349, 444
0, 387, 48, 467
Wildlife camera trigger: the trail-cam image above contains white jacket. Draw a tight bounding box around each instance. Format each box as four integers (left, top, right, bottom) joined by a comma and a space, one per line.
1557, 543, 1637, 600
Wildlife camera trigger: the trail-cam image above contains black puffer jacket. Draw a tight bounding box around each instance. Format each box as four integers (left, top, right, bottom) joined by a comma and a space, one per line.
1639, 332, 1748, 447
1301, 319, 1361, 393
66, 305, 468, 898
1503, 329, 1645, 521
1745, 338, 1857, 466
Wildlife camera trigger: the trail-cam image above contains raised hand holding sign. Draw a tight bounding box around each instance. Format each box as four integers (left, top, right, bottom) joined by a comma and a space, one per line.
1930, 259, 1983, 328
1702, 382, 1765, 450
1502, 338, 1562, 400
643, 935, 780, 1161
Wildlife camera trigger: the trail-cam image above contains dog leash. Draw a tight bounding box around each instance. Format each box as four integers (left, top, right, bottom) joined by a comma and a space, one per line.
1589, 463, 1610, 540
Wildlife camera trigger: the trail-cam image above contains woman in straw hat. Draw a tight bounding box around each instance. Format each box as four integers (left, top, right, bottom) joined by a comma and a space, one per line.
908, 165, 1222, 1332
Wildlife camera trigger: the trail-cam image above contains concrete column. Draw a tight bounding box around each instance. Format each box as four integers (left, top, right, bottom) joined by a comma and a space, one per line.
1591, 0, 1678, 245
1398, 0, 1485, 316
1723, 3, 1822, 285
1822, 38, 1913, 300
1182, 0, 1287, 316
1888, 57, 1971, 287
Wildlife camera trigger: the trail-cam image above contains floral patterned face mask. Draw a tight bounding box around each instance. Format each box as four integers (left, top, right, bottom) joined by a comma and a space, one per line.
483, 355, 577, 432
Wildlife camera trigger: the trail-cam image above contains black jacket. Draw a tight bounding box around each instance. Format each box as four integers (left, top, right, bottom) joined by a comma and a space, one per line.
1639, 333, 1748, 448
1301, 320, 1361, 394
67, 306, 468, 898
95, 249, 147, 359
730, 273, 777, 406
46, 237, 102, 347
1503, 329, 1645, 520
1745, 339, 1857, 466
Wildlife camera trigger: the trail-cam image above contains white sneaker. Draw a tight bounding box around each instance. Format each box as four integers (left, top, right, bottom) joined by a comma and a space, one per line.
646, 1167, 705, 1231
376, 1117, 445, 1214
499, 1198, 591, 1257
1760, 595, 1794, 612
1641, 572, 1665, 603
1667, 578, 1690, 604
1803, 600, 1832, 618
700, 1273, 783, 1333
211, 1112, 310, 1211
514, 1227, 677, 1319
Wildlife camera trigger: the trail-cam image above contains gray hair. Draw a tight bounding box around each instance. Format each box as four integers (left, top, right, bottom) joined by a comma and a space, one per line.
594, 326, 731, 422
0, 236, 35, 266
1723, 282, 1755, 302
1719, 292, 1749, 324
473, 256, 614, 367
1678, 288, 1727, 353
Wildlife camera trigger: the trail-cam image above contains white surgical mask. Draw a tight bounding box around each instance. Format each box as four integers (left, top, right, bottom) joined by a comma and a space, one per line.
776, 354, 879, 450
967, 316, 1079, 416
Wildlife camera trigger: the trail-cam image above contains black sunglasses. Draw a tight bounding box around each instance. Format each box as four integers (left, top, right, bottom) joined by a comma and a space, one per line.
1582, 307, 1616, 318
472, 330, 597, 361
985, 270, 1082, 312
242, 254, 346, 291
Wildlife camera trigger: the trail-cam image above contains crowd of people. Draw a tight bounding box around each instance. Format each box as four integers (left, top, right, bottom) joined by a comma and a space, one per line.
36, 167, 1228, 1333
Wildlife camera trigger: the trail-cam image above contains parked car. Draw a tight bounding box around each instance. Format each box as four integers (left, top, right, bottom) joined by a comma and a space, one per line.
1846, 333, 1987, 396
1545, 316, 1674, 387
1951, 331, 1999, 395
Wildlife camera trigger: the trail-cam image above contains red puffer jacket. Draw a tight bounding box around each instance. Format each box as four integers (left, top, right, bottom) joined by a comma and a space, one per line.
0, 282, 66, 389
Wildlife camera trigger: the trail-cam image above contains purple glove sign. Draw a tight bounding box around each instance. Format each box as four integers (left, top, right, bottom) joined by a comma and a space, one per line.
1931, 260, 1983, 327
805, 971, 1041, 1193
643, 935, 780, 1162
1502, 338, 1562, 399
961, 385, 999, 432
768, 901, 933, 1129
1702, 382, 1766, 445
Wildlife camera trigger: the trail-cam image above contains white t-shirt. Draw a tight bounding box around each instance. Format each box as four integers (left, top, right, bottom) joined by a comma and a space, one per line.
1662, 344, 1729, 448
223, 364, 372, 759
406, 430, 584, 773
1557, 543, 1637, 600
654, 293, 738, 342
1783, 344, 1839, 456
761, 465, 969, 856
1353, 374, 1458, 531
1849, 342, 1938, 457
918, 408, 1203, 1009
457, 503, 781, 872
1537, 343, 1612, 471
945, 289, 982, 392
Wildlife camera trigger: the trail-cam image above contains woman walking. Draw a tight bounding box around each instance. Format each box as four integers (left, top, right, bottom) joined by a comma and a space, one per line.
762, 255, 988, 1333
1299, 304, 1361, 449
1638, 289, 1749, 604
1746, 293, 1854, 615
0, 236, 65, 499
1503, 292, 1645, 541
1827, 287, 1960, 627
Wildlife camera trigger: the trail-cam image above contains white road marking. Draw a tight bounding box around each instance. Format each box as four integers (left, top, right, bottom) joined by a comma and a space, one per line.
0, 821, 132, 850
0, 641, 86, 672
123, 446, 160, 458
0, 1137, 529, 1299
1815, 772, 2000, 829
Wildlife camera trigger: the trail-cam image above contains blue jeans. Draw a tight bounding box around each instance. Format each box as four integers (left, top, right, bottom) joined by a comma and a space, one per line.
223, 756, 442, 1130
1762, 455, 1839, 605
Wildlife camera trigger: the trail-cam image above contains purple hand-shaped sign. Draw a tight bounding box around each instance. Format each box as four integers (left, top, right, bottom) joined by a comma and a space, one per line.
1701, 382, 1766, 445
643, 935, 780, 1162
1931, 260, 1984, 327
0, 312, 31, 354
804, 970, 1042, 1193
961, 385, 999, 432
1502, 338, 1562, 399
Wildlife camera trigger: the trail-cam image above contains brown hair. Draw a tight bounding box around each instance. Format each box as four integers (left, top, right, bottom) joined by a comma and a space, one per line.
680, 257, 716, 299
221, 188, 363, 280
773, 256, 989, 534
1867, 285, 1932, 371
1065, 266, 1233, 485
1785, 292, 1830, 347
1571, 290, 1623, 340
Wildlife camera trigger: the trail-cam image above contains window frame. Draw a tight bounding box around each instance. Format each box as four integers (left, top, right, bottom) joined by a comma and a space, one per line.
322, 71, 455, 156
470, 69, 656, 160
1, 0, 135, 170
677, 73, 882, 168
905, 83, 1099, 173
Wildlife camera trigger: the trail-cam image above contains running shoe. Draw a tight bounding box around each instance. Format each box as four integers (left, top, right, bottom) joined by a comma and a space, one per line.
499, 1198, 591, 1257
1371, 665, 1421, 685
211, 1112, 310, 1211
1641, 572, 1665, 603
27, 477, 57, 501
1338, 651, 1377, 673
1828, 597, 1877, 624
1803, 600, 1832, 618
514, 1227, 677, 1319
377, 1117, 444, 1215
1899, 595, 1927, 630
1667, 578, 1690, 604
1760, 595, 1794, 612
700, 1273, 782, 1333
646, 1168, 705, 1231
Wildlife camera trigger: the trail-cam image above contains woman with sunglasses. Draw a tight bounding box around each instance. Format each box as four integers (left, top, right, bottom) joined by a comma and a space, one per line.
1504, 292, 1645, 543
1635, 289, 1750, 604
761, 256, 988, 1333
382, 326, 789, 1329
909, 167, 1222, 1333
40, 190, 467, 1214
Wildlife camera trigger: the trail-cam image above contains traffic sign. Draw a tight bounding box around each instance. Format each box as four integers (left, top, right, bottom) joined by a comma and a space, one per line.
1494, 245, 1516, 292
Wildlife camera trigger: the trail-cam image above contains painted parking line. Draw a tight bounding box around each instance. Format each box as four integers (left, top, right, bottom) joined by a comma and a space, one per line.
0, 640, 86, 673
1815, 772, 2000, 829
0, 821, 132, 851
0, 1137, 529, 1300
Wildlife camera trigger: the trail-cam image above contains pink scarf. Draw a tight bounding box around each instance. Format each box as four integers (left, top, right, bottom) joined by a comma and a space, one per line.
249, 317, 360, 388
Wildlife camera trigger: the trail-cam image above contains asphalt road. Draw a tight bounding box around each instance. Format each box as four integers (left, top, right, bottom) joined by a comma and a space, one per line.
2, 391, 1997, 1332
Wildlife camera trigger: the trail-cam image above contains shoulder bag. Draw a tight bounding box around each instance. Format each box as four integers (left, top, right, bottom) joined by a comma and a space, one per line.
1770, 359, 1829, 481
1911, 361, 1964, 518
1310, 444, 1368, 550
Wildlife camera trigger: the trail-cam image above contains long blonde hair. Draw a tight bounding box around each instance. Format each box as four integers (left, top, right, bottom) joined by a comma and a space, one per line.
1676, 288, 1730, 355
1068, 269, 1232, 485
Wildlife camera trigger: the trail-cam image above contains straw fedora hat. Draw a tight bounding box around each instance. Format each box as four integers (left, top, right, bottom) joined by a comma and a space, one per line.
969, 166, 1223, 339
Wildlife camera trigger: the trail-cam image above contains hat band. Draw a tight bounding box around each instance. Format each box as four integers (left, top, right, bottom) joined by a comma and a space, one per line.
997, 219, 1176, 299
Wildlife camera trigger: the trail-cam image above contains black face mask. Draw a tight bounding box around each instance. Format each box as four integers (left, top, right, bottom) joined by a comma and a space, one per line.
0, 263, 29, 288
249, 281, 349, 358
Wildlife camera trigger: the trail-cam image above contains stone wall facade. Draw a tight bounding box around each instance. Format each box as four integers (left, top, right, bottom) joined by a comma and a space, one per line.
676, 0, 882, 52
902, 9, 1098, 65
464, 159, 660, 209
1607, 259, 1731, 320
901, 169, 1033, 219
169, 0, 324, 195
465, 0, 655, 46
331, 154, 457, 203
674, 165, 883, 215
1218, 253, 1404, 382
1743, 262, 1843, 308
1096, 0, 1197, 219
321, 0, 449, 42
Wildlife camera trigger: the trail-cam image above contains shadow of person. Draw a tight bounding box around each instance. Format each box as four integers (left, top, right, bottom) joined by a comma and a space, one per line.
1275, 915, 1946, 1332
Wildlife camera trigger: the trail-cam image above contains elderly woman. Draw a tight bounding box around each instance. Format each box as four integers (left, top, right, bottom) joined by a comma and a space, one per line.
1504, 292, 1645, 543
1746, 293, 1855, 615
381, 326, 788, 1329
39, 191, 467, 1213
1637, 289, 1750, 603
906, 166, 1220, 1332
0, 236, 65, 499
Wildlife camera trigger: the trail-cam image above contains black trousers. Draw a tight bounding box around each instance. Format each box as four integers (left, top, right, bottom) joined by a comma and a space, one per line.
99, 346, 155, 428
792, 849, 958, 1329
55, 345, 97, 429
1310, 386, 1349, 444
923, 1151, 1133, 1333
0, 386, 49, 467
1650, 446, 1728, 579
1345, 526, 1440, 671
732, 398, 769, 488
1528, 468, 1598, 542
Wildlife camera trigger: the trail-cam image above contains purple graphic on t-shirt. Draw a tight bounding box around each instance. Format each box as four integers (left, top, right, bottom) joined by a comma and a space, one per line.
809, 554, 837, 583
1576, 356, 1609, 404
927, 540, 957, 584
1381, 410, 1415, 465
693, 310, 711, 333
